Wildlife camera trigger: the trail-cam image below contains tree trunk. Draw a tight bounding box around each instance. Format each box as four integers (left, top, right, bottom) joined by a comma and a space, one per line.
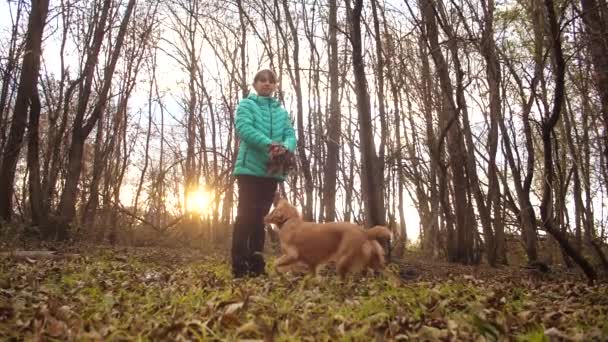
580, 0, 608, 176
281, 0, 314, 221
323, 0, 341, 222
419, 0, 471, 263
417, 31, 439, 257
481, 0, 507, 265
81, 105, 106, 229
343, 93, 355, 223
57, 0, 136, 237
27, 82, 44, 226
133, 51, 157, 222
236, 0, 249, 99
370, 0, 388, 221
563, 99, 584, 251
540, 0, 596, 282
347, 0, 386, 228
0, 1, 25, 155
437, 0, 493, 265
383, 25, 407, 242
498, 2, 544, 262
0, 0, 50, 221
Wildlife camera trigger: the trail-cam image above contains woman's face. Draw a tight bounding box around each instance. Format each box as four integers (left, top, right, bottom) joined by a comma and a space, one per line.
253, 75, 277, 97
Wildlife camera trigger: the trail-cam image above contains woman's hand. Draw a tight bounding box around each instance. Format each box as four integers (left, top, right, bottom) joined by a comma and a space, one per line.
267, 143, 295, 175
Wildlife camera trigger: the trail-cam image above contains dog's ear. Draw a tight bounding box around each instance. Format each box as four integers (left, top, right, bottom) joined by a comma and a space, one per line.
268, 207, 285, 225
273, 192, 281, 206
277, 198, 291, 208
286, 203, 300, 219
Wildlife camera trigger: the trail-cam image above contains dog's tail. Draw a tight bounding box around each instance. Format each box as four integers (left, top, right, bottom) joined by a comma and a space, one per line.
365, 225, 392, 241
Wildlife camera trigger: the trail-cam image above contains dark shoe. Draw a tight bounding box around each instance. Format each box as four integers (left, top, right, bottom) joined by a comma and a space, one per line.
232, 259, 250, 279
249, 252, 266, 277
233, 269, 248, 279
248, 269, 267, 278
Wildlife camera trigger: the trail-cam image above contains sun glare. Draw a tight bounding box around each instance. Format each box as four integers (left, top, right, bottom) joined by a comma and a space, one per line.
185, 187, 212, 215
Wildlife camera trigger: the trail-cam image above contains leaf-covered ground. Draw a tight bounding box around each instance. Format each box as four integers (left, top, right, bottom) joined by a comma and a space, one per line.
0, 247, 606, 341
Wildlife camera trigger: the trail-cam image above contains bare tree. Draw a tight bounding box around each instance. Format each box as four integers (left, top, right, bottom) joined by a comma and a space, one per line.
539, 0, 596, 282
322, 0, 341, 222
0, 0, 25, 155
417, 0, 474, 263
279, 0, 315, 220
0, 0, 50, 221
57, 0, 137, 238
346, 0, 385, 228
579, 0, 608, 180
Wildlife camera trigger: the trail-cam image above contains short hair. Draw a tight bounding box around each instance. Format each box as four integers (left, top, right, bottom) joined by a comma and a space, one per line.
253, 69, 277, 84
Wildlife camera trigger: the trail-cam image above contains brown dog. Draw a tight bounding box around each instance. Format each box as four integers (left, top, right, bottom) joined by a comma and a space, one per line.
264, 199, 391, 278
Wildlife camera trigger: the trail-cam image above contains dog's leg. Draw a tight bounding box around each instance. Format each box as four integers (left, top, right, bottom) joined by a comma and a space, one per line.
311, 264, 325, 282
336, 254, 355, 280
275, 264, 292, 273
276, 262, 310, 274
274, 247, 299, 272
274, 254, 298, 268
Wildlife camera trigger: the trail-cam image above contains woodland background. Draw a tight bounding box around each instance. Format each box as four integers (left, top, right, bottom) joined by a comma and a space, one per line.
1, 0, 608, 282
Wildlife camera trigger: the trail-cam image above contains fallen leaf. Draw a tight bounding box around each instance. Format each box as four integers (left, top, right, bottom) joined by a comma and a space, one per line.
46, 316, 67, 337
336, 322, 345, 335
542, 311, 563, 325
544, 327, 570, 339
220, 313, 242, 327
79, 330, 103, 340
224, 301, 244, 315
517, 310, 533, 320
367, 311, 390, 324
55, 305, 72, 321
416, 325, 448, 340
447, 319, 458, 331
236, 321, 261, 335
333, 314, 346, 322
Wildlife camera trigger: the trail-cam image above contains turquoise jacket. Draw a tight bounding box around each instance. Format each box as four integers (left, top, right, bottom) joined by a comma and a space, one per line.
233, 93, 297, 180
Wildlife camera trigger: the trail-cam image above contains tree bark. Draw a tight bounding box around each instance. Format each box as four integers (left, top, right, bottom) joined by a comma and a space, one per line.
57, 0, 136, 237
0, 1, 25, 155
0, 0, 50, 221
481, 0, 506, 265
541, 0, 596, 282
419, 0, 471, 263
382, 18, 408, 242
27, 81, 44, 226
417, 30, 440, 257
347, 0, 386, 228
280, 0, 315, 221
370, 0, 388, 219
323, 0, 341, 222
580, 0, 608, 176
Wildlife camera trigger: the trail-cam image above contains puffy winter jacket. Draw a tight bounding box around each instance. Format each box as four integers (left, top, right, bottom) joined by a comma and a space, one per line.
233, 93, 297, 180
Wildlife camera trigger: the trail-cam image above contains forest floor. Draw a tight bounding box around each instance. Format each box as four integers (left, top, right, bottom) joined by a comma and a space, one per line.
0, 246, 607, 341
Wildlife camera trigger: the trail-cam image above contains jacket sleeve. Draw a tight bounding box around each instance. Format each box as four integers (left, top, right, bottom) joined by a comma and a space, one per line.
282, 109, 297, 152
235, 99, 272, 150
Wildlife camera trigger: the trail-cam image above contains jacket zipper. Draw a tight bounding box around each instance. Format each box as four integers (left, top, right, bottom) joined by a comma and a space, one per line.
269, 103, 272, 139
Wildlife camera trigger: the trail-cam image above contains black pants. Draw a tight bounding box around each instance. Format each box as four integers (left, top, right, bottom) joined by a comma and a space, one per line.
231, 175, 278, 277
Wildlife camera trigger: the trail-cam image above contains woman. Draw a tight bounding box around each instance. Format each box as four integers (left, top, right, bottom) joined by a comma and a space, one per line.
231, 69, 297, 278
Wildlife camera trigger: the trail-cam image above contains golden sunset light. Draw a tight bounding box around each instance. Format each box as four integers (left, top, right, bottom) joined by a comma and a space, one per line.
185, 187, 212, 216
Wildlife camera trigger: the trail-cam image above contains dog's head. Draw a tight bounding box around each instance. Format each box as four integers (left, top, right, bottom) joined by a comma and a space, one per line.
264, 198, 300, 227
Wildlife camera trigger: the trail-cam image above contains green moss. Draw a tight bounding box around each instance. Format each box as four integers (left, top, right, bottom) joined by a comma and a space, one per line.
516, 326, 548, 342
